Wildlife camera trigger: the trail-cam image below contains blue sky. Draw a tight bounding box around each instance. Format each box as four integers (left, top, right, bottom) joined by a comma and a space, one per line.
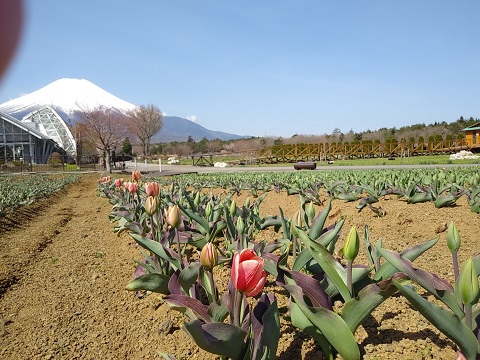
0, 1, 479, 138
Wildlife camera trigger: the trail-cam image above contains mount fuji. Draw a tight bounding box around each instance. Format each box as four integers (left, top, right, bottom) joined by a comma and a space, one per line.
0, 78, 249, 142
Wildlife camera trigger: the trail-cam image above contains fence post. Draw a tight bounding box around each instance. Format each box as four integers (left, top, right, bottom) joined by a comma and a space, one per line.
159, 159, 162, 173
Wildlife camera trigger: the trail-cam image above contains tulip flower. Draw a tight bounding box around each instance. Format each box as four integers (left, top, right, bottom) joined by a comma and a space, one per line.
127, 182, 139, 194
231, 249, 266, 297
144, 196, 158, 215
165, 205, 182, 229
114, 178, 124, 188
144, 182, 159, 197
131, 170, 141, 182
200, 242, 218, 269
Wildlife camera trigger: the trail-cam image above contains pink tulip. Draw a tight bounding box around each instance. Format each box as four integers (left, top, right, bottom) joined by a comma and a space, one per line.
115, 178, 124, 188
231, 249, 267, 297
131, 170, 141, 182
128, 182, 139, 194
145, 182, 159, 197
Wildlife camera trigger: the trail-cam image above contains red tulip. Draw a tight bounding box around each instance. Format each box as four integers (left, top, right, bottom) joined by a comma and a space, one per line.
145, 182, 159, 197
231, 249, 267, 297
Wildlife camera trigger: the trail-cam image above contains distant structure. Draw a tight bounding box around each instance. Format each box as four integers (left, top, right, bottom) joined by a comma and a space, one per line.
22, 106, 76, 157
0, 110, 56, 164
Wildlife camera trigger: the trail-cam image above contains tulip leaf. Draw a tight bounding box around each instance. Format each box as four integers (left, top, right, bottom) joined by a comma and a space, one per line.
179, 205, 210, 233
393, 278, 479, 360
280, 267, 332, 309
342, 275, 402, 332
208, 297, 229, 323
308, 200, 331, 239
179, 262, 201, 295
125, 273, 170, 294
183, 320, 247, 359
297, 229, 351, 302
163, 294, 211, 323
323, 265, 372, 298
378, 248, 464, 317
284, 284, 360, 360
130, 233, 181, 271
251, 294, 280, 360
318, 218, 345, 250
373, 238, 438, 281
289, 301, 333, 360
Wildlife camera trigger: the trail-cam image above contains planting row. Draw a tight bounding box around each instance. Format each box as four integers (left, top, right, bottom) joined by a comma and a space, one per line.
145, 167, 480, 214
0, 174, 80, 216
98, 169, 480, 360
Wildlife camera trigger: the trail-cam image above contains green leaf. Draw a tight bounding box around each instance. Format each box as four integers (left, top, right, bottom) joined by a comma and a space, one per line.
125, 273, 170, 294
378, 248, 464, 317
289, 301, 333, 360
342, 276, 401, 332
297, 229, 351, 301
183, 320, 247, 359
130, 233, 181, 271
373, 238, 438, 281
179, 262, 201, 295
286, 284, 360, 360
393, 279, 479, 360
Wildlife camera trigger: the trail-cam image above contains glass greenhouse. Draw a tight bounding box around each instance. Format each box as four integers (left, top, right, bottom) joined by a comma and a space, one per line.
0, 110, 56, 164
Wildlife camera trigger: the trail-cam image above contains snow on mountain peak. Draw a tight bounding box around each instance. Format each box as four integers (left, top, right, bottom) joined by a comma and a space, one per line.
0, 78, 136, 118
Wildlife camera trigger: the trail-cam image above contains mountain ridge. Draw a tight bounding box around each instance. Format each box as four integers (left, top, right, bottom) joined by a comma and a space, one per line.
0, 78, 250, 142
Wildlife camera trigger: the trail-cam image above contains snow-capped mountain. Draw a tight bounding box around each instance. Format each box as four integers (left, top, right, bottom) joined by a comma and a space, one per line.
0, 78, 250, 141
0, 78, 136, 123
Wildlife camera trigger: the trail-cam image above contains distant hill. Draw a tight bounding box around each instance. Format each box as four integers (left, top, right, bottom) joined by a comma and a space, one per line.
155, 116, 250, 142
0, 78, 250, 141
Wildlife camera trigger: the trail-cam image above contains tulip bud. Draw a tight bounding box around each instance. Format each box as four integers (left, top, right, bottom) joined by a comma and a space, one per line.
290, 209, 302, 238
205, 202, 213, 219
131, 170, 141, 182
144, 182, 159, 197
447, 222, 461, 253
307, 202, 315, 221
458, 258, 479, 305
165, 205, 182, 228
200, 243, 218, 269
229, 200, 237, 217
144, 196, 158, 215
194, 191, 201, 208
343, 226, 359, 262
236, 217, 245, 235
231, 249, 267, 297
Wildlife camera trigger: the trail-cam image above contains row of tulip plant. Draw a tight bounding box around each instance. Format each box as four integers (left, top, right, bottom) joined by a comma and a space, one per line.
97, 169, 480, 360
0, 173, 79, 216
142, 167, 480, 214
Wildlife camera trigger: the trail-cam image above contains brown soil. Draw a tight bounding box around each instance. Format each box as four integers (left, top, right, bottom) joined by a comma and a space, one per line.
1, 173, 479, 359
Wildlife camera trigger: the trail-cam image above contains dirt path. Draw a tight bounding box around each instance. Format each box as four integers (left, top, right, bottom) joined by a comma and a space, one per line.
1, 173, 480, 359
0, 174, 191, 359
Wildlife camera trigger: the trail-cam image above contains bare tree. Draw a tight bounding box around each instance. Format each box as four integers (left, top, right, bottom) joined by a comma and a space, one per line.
79, 106, 128, 173
127, 104, 163, 156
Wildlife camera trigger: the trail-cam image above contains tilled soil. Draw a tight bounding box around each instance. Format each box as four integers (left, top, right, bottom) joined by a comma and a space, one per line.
1, 173, 479, 359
